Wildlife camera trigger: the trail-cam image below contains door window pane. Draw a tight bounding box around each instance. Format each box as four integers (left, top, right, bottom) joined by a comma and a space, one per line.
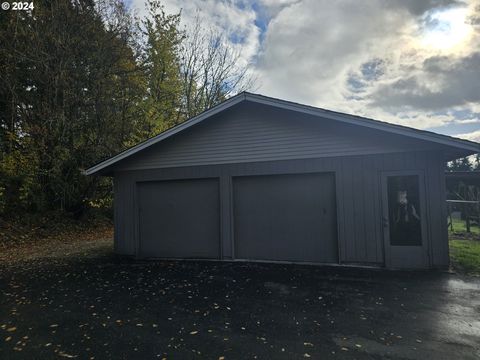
387, 175, 422, 246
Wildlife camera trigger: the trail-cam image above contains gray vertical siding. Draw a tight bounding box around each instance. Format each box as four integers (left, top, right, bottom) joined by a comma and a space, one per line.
219, 175, 233, 260
113, 176, 119, 253
113, 175, 135, 255
112, 150, 449, 268
115, 103, 440, 172
427, 151, 449, 267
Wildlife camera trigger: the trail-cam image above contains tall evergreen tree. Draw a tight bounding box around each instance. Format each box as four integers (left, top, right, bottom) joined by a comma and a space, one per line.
141, 0, 184, 132
0, 0, 145, 216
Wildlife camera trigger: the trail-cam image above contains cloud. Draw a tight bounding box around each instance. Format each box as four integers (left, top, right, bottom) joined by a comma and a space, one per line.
255, 0, 412, 105
455, 129, 480, 142
130, 0, 261, 69
254, 0, 480, 130
127, 0, 480, 134
389, 0, 464, 15
370, 52, 480, 111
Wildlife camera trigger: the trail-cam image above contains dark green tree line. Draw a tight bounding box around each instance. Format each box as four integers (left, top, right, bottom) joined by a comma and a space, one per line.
0, 0, 254, 218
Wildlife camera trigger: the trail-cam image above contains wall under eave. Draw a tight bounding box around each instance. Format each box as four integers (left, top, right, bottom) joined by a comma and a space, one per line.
112, 150, 449, 269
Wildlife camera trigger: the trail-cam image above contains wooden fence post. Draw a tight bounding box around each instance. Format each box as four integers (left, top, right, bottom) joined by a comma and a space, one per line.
465, 203, 471, 233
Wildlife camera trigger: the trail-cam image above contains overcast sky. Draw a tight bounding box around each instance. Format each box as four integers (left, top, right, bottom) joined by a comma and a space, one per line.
127, 0, 480, 143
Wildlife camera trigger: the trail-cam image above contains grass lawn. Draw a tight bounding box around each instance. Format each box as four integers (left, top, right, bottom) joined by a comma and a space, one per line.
449, 239, 480, 275
448, 216, 480, 275
449, 217, 480, 235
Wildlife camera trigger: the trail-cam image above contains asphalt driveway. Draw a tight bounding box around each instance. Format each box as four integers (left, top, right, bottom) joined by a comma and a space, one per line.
1, 252, 480, 359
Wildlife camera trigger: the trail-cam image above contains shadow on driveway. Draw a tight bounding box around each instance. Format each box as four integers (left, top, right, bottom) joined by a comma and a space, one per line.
1, 252, 479, 359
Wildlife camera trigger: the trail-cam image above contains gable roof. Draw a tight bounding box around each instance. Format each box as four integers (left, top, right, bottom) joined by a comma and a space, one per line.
85, 92, 480, 175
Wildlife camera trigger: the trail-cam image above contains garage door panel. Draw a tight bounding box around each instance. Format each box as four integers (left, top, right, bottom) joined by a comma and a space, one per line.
233, 173, 337, 263
138, 178, 220, 259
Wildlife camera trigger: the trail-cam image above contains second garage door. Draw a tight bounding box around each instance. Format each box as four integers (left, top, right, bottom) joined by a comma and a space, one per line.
233, 173, 338, 263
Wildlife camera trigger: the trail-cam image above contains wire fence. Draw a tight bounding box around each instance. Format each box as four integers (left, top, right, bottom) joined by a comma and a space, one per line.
447, 200, 480, 239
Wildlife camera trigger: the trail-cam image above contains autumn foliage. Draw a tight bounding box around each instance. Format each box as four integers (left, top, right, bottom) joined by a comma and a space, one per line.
0, 0, 253, 220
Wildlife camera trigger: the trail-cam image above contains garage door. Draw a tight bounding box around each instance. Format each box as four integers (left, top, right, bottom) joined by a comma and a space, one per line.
137, 178, 220, 259
233, 173, 337, 263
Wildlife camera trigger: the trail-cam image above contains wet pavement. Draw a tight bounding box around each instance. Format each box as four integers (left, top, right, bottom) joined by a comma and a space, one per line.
1, 255, 479, 359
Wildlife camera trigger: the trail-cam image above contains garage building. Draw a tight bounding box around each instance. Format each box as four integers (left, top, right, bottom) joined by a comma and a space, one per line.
85, 92, 479, 269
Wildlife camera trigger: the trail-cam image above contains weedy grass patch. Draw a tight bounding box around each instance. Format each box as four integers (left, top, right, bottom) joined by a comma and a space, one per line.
450, 239, 480, 275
